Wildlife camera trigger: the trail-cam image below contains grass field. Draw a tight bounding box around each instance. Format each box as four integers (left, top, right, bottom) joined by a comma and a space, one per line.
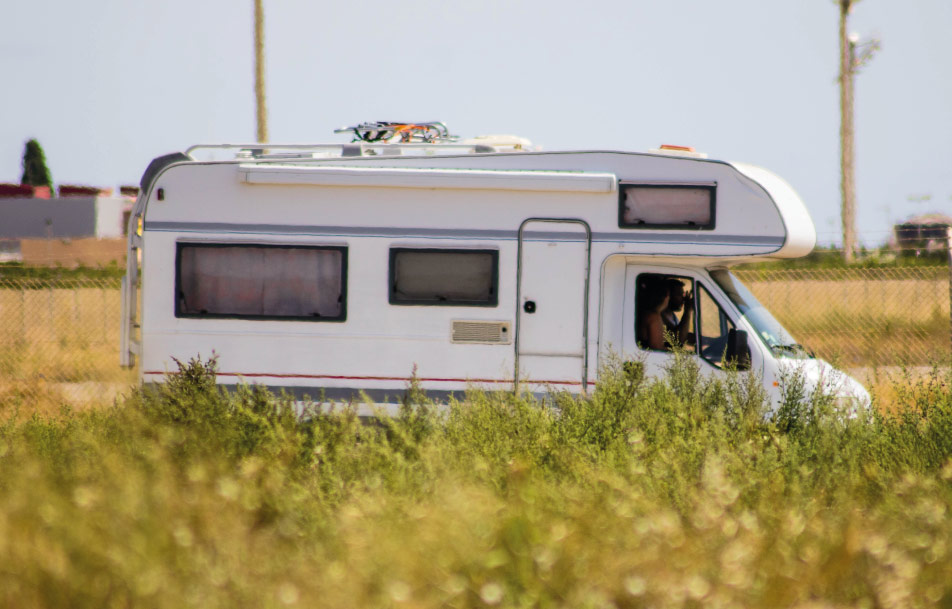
1, 356, 951, 608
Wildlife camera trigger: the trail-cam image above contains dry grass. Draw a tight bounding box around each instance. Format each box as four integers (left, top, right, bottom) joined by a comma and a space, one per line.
845, 366, 948, 414
19, 237, 125, 267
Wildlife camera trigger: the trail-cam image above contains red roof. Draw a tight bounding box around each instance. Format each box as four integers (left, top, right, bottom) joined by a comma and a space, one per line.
0, 183, 51, 199
58, 185, 113, 197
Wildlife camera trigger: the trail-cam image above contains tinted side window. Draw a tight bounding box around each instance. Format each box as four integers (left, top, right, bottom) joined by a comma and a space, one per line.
390, 248, 498, 306
176, 243, 347, 321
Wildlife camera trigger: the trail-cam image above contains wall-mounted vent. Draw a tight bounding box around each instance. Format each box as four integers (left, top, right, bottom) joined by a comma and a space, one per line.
451, 320, 511, 344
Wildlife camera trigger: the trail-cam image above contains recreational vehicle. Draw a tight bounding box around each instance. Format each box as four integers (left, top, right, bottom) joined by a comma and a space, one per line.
120, 122, 869, 413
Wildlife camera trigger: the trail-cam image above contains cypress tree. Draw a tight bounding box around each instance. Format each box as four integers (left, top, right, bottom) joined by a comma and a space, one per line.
20, 139, 53, 189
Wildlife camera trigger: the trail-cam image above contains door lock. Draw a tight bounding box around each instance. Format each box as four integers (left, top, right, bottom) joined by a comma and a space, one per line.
523, 300, 536, 314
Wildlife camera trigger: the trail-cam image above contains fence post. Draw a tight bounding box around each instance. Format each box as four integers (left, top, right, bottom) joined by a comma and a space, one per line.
947, 227, 952, 359
102, 285, 108, 342
73, 287, 80, 341
20, 287, 26, 342
48, 285, 54, 337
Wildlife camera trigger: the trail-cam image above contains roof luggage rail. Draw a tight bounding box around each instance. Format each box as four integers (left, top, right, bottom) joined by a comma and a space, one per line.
184, 142, 489, 162
184, 122, 534, 161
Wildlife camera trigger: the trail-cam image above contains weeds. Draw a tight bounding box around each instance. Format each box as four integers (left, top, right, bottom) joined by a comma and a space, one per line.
1, 355, 952, 608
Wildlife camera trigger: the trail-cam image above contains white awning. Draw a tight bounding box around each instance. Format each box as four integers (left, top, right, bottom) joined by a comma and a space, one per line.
239, 165, 617, 194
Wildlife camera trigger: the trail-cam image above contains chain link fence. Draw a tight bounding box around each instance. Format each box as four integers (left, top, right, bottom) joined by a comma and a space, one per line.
1, 269, 950, 410
0, 277, 134, 412
734, 266, 951, 366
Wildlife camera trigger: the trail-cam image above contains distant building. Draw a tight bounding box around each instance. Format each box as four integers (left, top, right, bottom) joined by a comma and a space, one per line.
0, 183, 131, 240
0, 183, 134, 266
892, 213, 952, 255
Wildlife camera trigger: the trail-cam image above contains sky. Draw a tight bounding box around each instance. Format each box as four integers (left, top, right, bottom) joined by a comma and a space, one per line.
2, 0, 950, 247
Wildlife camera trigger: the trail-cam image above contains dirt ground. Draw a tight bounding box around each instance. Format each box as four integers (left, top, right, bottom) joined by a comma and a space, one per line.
20, 237, 125, 267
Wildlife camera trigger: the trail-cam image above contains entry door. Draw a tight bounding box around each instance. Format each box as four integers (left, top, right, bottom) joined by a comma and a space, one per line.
515, 219, 591, 391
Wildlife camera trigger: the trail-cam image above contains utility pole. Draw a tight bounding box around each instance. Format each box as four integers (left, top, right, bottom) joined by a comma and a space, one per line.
838, 0, 878, 263
838, 1, 856, 263
254, 0, 269, 143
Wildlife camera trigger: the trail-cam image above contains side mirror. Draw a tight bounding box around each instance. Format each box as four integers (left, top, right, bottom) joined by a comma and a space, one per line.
725, 329, 752, 371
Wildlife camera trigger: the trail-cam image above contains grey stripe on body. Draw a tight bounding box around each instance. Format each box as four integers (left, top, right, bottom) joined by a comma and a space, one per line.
143, 382, 550, 411
224, 384, 465, 405
217, 384, 555, 419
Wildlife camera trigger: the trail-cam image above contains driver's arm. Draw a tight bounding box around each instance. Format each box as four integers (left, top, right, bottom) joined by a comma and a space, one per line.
677, 291, 695, 349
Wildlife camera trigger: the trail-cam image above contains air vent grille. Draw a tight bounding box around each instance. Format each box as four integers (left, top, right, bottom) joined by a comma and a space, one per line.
451, 320, 511, 344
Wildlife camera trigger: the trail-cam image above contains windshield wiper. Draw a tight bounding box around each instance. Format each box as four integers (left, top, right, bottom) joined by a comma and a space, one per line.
772, 343, 815, 358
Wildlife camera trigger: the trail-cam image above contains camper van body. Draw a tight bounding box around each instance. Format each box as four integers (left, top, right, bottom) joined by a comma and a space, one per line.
121, 142, 869, 413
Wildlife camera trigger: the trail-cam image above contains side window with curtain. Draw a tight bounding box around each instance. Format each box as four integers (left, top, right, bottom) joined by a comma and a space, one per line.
697, 285, 736, 368
176, 243, 347, 321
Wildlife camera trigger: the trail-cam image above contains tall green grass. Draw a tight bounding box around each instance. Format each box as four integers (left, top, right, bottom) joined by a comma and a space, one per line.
1, 355, 951, 608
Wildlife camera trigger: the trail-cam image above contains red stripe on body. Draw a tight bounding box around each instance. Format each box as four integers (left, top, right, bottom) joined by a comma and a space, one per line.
143, 370, 596, 386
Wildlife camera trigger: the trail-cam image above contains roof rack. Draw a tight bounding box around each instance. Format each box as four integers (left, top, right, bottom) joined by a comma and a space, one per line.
184, 122, 535, 162
184, 142, 491, 162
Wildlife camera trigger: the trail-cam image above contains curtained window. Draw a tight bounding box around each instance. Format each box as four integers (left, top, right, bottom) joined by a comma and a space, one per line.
176, 243, 347, 321
390, 249, 498, 306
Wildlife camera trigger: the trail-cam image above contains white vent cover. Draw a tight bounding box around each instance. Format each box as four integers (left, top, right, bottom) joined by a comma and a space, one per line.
451, 320, 512, 344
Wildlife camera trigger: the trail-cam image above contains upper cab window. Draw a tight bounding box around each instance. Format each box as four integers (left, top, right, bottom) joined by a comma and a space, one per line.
636, 273, 696, 352
619, 184, 716, 230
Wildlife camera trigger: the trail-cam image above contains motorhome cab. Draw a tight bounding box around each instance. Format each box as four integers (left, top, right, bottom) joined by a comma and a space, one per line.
120, 122, 869, 413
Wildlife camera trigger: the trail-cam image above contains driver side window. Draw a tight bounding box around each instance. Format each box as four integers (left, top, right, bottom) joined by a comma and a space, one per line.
635, 273, 695, 352
697, 285, 735, 368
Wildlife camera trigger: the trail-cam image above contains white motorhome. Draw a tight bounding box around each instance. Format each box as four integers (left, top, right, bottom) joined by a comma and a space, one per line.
120, 123, 869, 413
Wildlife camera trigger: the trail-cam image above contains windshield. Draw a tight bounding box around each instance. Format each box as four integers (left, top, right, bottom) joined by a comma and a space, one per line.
709, 269, 812, 359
